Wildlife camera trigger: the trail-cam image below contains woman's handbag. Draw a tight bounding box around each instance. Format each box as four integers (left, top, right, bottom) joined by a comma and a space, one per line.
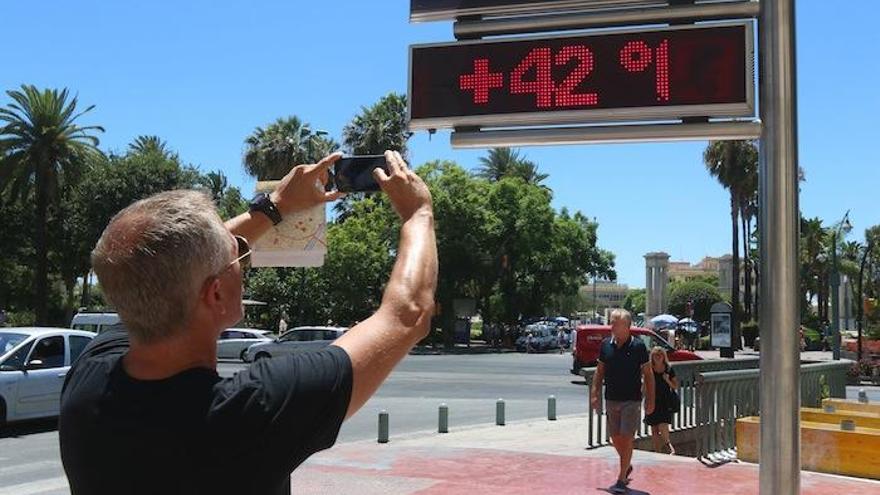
668, 387, 681, 413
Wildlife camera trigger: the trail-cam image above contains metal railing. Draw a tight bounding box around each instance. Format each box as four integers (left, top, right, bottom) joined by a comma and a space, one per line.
694, 360, 851, 458
580, 358, 762, 448
580, 359, 851, 457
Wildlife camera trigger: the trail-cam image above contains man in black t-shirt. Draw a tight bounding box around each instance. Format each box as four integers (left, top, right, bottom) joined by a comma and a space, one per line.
59, 151, 438, 495
590, 309, 655, 493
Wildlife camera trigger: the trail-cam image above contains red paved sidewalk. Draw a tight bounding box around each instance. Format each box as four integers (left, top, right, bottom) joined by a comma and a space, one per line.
290, 416, 880, 494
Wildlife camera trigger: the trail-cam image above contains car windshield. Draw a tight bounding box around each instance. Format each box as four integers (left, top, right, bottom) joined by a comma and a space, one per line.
0, 332, 29, 355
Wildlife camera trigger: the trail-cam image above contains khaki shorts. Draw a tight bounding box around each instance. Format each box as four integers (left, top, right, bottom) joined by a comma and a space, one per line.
606, 400, 641, 437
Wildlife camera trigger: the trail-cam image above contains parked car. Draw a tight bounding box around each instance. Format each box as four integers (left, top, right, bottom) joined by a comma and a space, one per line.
570, 324, 702, 374
216, 328, 273, 361
70, 312, 125, 335
0, 327, 96, 426
516, 323, 557, 352
243, 326, 347, 362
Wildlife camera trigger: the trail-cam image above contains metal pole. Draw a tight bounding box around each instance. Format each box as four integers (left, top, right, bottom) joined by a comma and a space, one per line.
378, 410, 389, 443
759, 0, 800, 493
496, 398, 506, 426
439, 403, 449, 433
857, 241, 874, 361
832, 232, 841, 360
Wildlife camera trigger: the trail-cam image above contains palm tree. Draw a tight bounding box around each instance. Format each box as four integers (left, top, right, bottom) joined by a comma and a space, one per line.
704, 140, 757, 348
477, 148, 548, 185
243, 116, 337, 180
0, 85, 103, 324
342, 93, 411, 156
129, 135, 173, 158
201, 170, 228, 201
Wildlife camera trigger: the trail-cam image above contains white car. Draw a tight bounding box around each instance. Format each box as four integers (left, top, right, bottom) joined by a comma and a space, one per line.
0, 328, 96, 426
243, 326, 347, 362
70, 312, 125, 334
216, 328, 273, 361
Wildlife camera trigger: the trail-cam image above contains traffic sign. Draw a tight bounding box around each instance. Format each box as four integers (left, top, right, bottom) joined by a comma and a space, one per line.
409, 22, 754, 130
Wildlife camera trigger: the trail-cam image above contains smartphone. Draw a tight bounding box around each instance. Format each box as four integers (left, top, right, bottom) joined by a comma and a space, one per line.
332, 155, 389, 193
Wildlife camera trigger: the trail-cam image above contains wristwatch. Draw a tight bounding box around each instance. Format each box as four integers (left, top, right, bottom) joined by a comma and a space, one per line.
249, 192, 283, 225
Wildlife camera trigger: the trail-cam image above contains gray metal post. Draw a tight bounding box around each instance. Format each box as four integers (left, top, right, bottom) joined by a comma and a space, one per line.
832, 234, 841, 360
496, 398, 506, 426
378, 410, 389, 444
759, 0, 801, 493
439, 403, 449, 433
548, 395, 557, 421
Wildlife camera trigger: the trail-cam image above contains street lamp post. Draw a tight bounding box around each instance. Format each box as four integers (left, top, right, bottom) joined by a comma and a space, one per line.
857, 239, 875, 361
830, 210, 851, 360
300, 128, 329, 161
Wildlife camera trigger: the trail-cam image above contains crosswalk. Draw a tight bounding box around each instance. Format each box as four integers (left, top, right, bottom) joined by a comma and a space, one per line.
0, 430, 69, 495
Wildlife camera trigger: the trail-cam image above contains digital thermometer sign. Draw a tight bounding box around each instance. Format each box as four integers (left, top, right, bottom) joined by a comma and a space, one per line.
408, 22, 754, 130
410, 0, 658, 22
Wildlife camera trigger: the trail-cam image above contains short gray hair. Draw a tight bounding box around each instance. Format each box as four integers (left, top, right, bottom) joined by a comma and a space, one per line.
609, 309, 632, 325
92, 190, 231, 343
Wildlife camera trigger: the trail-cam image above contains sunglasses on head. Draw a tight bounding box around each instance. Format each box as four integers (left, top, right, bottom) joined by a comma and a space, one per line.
223, 235, 252, 272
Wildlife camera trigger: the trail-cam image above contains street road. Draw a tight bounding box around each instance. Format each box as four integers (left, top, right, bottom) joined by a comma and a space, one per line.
1, 352, 876, 494
0, 353, 586, 495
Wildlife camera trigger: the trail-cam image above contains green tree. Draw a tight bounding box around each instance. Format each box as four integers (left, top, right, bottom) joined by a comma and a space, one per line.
669, 280, 724, 323
0, 85, 104, 324
703, 140, 757, 348
342, 93, 411, 156
624, 288, 647, 315
129, 135, 174, 158
476, 148, 548, 185
243, 116, 337, 180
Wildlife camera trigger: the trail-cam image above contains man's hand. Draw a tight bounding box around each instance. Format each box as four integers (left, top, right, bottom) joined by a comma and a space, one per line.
374, 151, 432, 221
645, 398, 655, 416
590, 392, 599, 410
270, 152, 345, 215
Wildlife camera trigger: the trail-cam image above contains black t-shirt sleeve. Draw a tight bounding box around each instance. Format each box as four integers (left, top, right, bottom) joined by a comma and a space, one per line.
210, 345, 353, 471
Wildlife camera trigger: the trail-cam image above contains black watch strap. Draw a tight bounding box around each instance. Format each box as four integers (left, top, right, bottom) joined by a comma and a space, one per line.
249, 192, 283, 225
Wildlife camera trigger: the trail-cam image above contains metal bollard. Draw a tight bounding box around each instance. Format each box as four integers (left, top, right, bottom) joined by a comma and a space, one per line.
858, 389, 869, 403
496, 398, 506, 426
439, 403, 449, 433
548, 395, 557, 421
378, 410, 389, 443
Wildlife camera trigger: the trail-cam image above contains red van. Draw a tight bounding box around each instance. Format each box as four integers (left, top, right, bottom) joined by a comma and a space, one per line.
570, 325, 702, 374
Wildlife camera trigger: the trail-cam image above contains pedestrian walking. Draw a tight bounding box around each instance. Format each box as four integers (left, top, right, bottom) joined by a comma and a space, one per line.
58, 151, 438, 495
644, 347, 679, 455
558, 328, 566, 354
590, 309, 655, 493
526, 332, 534, 353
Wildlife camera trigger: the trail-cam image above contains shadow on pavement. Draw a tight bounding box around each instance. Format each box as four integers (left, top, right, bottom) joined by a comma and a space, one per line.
598, 488, 650, 494
0, 417, 58, 438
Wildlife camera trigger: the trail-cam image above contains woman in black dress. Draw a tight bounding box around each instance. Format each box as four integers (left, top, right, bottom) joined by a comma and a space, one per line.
644, 347, 679, 454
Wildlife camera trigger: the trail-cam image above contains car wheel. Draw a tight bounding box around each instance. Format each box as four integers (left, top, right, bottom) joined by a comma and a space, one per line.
0, 397, 6, 429
255, 352, 270, 362
240, 349, 249, 362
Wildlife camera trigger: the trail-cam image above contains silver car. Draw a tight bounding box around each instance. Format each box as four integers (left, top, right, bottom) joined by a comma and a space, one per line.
243, 326, 347, 362
216, 328, 273, 361
0, 327, 96, 426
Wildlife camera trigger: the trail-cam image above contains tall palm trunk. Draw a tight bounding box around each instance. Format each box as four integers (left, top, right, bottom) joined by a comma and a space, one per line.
730, 194, 741, 350
35, 163, 50, 325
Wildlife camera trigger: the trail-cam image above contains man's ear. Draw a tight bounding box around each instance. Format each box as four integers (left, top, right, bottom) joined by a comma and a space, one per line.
200, 276, 226, 315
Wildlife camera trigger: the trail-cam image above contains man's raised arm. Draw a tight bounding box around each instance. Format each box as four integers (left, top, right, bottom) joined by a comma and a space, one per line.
332, 151, 438, 419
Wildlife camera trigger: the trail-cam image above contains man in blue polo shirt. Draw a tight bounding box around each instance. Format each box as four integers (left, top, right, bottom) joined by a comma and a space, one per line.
590, 309, 655, 493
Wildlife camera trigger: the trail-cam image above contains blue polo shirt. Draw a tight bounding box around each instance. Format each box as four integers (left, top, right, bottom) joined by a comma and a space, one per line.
598, 335, 649, 401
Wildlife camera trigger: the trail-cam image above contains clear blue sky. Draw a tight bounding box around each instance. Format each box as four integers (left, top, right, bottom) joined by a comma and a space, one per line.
3, 1, 878, 287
